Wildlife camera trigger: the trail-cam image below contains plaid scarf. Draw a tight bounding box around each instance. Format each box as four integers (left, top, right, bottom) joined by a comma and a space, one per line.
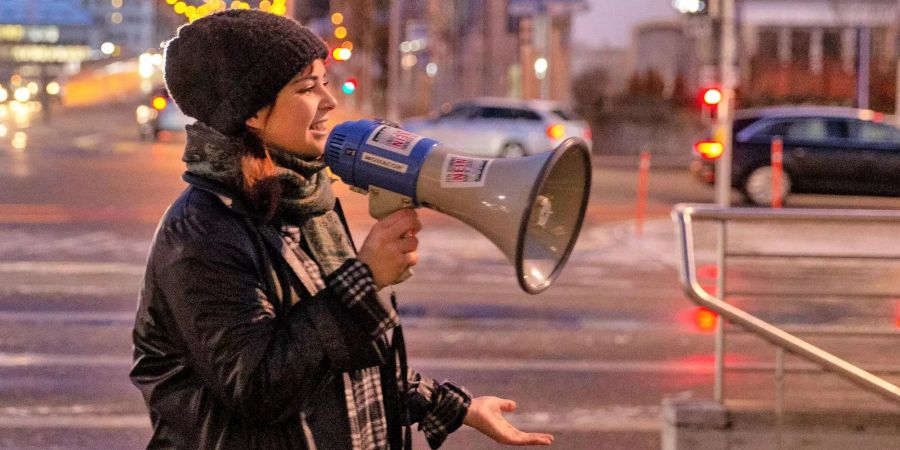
183, 122, 391, 449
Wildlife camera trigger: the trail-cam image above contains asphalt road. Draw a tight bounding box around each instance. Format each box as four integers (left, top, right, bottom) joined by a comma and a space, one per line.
0, 103, 898, 449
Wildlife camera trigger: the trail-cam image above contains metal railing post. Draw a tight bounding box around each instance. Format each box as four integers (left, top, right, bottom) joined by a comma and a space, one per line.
775, 348, 785, 450
714, 219, 727, 402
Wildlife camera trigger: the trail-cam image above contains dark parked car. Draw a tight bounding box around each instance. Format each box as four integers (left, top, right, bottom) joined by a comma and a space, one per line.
135, 87, 192, 141
691, 106, 900, 205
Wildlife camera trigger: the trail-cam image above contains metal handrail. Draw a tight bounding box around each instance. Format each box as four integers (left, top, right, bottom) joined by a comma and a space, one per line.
672, 203, 900, 406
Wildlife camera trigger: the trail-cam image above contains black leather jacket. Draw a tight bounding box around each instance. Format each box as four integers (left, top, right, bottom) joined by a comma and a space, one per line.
131, 174, 401, 449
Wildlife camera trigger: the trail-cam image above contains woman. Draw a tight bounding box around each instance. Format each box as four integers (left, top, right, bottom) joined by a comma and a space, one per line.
130, 9, 553, 450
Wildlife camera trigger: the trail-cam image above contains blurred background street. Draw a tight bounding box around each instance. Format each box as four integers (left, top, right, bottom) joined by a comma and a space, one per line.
0, 0, 899, 449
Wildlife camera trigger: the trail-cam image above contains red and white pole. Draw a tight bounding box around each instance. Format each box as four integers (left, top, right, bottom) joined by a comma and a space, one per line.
635, 150, 651, 237
771, 136, 783, 208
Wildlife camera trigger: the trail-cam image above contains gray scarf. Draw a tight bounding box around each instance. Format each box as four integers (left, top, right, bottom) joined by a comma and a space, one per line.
183, 122, 354, 275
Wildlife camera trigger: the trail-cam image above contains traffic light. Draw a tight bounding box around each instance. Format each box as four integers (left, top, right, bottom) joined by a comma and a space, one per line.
699, 86, 722, 120
673, 0, 709, 15
342, 77, 358, 94
701, 87, 722, 107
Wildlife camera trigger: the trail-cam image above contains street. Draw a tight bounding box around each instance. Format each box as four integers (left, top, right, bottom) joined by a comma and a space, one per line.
1, 103, 898, 449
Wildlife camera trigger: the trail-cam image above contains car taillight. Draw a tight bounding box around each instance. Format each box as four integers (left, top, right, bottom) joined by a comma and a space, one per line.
151, 96, 167, 110
694, 307, 718, 332
582, 127, 592, 141
694, 140, 724, 160
546, 123, 565, 140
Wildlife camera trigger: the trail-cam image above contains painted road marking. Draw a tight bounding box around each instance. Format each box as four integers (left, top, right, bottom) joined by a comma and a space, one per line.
0, 203, 165, 224
0, 261, 144, 275
0, 407, 661, 431
0, 352, 817, 375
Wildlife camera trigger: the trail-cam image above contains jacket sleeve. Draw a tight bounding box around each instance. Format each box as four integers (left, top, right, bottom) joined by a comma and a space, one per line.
405, 368, 472, 449
155, 217, 393, 424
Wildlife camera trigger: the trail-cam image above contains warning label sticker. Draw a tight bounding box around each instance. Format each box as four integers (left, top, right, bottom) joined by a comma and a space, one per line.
365, 125, 423, 156
440, 154, 492, 188
361, 152, 409, 174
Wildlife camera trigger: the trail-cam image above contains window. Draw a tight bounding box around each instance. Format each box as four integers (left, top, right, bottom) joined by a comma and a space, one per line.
785, 118, 848, 140
511, 109, 541, 121
754, 118, 849, 141
757, 29, 778, 59
474, 107, 541, 121
552, 109, 581, 121
439, 105, 475, 120
754, 120, 790, 138
823, 30, 841, 59
851, 120, 900, 143
791, 29, 811, 68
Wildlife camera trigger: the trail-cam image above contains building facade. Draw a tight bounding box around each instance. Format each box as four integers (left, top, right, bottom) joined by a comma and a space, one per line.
737, 0, 898, 111
632, 20, 699, 98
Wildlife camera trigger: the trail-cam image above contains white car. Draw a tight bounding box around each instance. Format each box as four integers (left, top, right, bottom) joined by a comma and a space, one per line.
136, 87, 193, 141
402, 97, 593, 157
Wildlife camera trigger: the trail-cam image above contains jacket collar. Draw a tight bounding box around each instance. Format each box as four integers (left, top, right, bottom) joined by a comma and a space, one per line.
182, 171, 261, 220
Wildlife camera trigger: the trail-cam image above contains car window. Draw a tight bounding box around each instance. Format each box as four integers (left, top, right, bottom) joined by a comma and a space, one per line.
775, 118, 847, 140
474, 107, 510, 119
439, 105, 476, 120
733, 118, 759, 134
552, 108, 581, 121
512, 109, 542, 121
754, 120, 791, 137
850, 120, 900, 144
749, 118, 849, 141
474, 107, 541, 121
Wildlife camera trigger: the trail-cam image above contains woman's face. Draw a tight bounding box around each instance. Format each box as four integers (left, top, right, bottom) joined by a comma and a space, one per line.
245, 59, 337, 160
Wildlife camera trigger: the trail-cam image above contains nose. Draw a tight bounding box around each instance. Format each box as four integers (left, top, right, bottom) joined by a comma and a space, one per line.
321, 87, 337, 111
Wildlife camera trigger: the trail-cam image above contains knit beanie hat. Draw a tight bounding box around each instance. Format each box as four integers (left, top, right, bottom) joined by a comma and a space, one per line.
163, 9, 328, 136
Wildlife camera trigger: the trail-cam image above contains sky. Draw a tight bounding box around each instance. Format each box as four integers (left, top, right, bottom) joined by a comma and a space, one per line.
572, 0, 679, 48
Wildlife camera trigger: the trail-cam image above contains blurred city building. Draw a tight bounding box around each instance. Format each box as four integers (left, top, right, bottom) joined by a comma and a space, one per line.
322, 0, 587, 118
570, 43, 630, 97
632, 20, 699, 99
735, 0, 898, 112
83, 0, 155, 56
0, 0, 95, 80
674, 0, 899, 112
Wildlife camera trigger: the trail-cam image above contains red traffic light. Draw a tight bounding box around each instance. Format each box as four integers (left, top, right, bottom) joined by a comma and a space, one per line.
701, 87, 722, 106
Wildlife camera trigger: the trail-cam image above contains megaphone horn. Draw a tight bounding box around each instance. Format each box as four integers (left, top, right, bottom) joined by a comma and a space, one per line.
325, 119, 592, 294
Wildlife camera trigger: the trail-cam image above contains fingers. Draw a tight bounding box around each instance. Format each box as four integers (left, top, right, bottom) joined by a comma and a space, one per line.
499, 399, 517, 413
508, 432, 554, 446
396, 235, 419, 254
380, 208, 421, 239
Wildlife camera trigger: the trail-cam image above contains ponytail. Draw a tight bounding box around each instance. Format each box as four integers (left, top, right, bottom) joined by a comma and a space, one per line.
238, 131, 281, 222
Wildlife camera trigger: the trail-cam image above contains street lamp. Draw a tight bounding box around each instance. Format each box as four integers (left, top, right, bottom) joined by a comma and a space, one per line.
534, 57, 548, 80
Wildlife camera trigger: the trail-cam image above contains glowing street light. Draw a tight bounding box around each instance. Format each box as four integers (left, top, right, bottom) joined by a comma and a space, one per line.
534, 57, 548, 80
100, 42, 116, 55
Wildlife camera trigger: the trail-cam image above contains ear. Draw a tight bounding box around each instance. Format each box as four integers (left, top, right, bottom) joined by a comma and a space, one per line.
245, 107, 271, 132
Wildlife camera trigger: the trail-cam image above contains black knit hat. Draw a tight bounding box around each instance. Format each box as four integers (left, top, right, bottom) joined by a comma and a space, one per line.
163, 9, 328, 136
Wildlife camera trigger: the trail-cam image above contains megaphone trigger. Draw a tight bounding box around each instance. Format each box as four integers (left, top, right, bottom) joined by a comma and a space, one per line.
367, 185, 415, 220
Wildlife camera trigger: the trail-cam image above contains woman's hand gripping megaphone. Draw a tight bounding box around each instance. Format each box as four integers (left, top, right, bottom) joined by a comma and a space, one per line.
356, 208, 421, 289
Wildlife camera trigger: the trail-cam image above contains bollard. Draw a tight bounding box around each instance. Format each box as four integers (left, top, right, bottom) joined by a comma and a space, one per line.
635, 150, 651, 237
771, 136, 783, 208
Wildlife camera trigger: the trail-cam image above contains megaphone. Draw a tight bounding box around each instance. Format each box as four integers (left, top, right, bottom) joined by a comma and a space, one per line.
325, 119, 591, 294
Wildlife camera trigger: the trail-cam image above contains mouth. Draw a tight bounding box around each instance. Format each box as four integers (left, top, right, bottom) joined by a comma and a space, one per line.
309, 118, 329, 133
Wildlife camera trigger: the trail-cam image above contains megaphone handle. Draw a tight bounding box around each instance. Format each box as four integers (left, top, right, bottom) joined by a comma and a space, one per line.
393, 267, 414, 285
